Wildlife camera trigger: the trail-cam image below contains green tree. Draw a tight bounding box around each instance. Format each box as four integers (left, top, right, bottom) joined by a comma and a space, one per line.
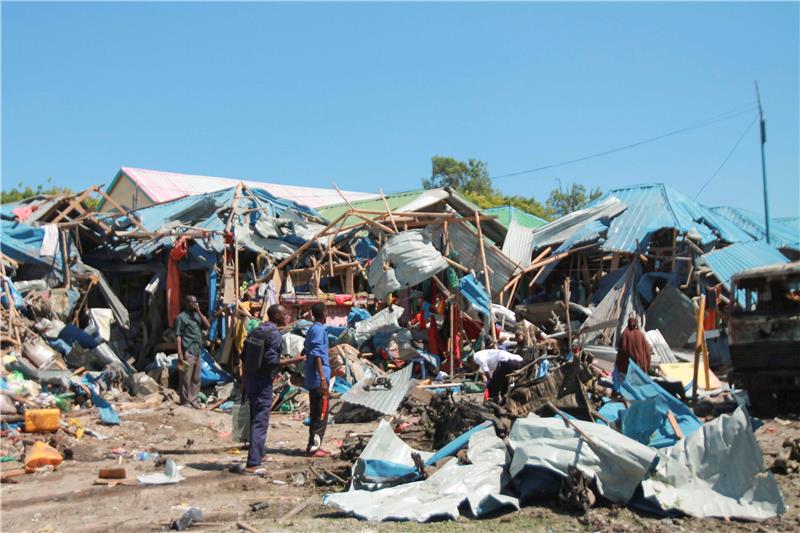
1, 177, 74, 204
423, 156, 493, 196
546, 182, 602, 217
423, 156, 550, 219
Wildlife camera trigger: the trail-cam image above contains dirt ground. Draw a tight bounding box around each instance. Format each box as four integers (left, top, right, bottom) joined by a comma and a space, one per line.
1, 402, 799, 533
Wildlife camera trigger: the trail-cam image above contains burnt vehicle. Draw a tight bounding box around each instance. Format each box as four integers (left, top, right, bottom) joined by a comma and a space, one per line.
729, 262, 800, 414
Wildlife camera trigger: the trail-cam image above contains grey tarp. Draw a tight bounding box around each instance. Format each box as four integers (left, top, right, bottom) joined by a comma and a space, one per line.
73, 263, 130, 330
340, 363, 415, 415
508, 414, 658, 504
353, 304, 403, 346
368, 229, 447, 298
578, 261, 644, 345
325, 426, 519, 521
640, 407, 785, 520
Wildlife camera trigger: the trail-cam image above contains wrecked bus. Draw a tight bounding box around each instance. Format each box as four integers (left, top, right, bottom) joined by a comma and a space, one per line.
729, 262, 800, 414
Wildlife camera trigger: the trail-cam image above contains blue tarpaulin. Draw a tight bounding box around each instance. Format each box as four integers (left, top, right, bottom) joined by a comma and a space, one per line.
618, 362, 702, 447
459, 274, 491, 317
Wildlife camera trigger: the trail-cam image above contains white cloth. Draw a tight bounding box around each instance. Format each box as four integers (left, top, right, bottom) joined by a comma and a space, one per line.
40, 224, 59, 258
473, 349, 523, 378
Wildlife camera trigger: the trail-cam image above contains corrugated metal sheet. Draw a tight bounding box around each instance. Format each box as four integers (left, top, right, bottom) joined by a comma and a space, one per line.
119, 167, 378, 209
530, 197, 626, 249
590, 184, 753, 253
501, 219, 535, 266
645, 329, 678, 364
711, 206, 800, 251
483, 205, 547, 230
700, 240, 789, 292
645, 285, 697, 348
433, 221, 518, 298
340, 364, 415, 415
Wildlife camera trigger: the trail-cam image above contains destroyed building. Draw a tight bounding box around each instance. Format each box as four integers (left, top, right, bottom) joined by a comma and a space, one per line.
0, 174, 797, 528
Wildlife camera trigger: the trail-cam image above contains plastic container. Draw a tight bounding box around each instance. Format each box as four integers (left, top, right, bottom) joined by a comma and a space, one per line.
24, 408, 61, 433
24, 441, 63, 471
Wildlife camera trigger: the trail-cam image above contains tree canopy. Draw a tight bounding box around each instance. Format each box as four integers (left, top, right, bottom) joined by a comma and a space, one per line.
1, 178, 73, 204
422, 156, 600, 221
546, 182, 603, 218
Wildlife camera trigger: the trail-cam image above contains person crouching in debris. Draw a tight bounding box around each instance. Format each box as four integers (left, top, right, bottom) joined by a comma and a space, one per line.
613, 314, 652, 391
241, 304, 305, 474
303, 303, 331, 457
472, 347, 523, 403
175, 294, 210, 408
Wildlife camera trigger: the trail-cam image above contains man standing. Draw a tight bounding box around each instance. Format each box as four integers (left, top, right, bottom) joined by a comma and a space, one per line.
472, 347, 523, 402
614, 314, 652, 389
303, 303, 331, 457
241, 304, 304, 474
175, 295, 210, 408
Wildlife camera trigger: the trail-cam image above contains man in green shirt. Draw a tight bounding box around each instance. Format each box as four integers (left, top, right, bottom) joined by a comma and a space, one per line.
175, 294, 210, 408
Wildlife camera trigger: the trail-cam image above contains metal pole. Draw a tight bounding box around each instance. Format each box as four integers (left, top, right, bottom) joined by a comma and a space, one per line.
755, 82, 771, 244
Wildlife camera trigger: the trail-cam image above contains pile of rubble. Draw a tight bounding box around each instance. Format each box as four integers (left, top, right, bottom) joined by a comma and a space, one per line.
1, 178, 797, 525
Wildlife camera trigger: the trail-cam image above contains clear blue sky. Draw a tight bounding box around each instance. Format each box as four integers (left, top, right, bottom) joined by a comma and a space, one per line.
3, 2, 798, 217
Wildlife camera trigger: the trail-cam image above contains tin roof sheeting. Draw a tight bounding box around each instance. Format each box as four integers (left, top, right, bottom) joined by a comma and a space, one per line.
434, 221, 518, 298
501, 219, 536, 266
483, 205, 548, 230
118, 167, 378, 209
700, 240, 789, 291
711, 206, 800, 251
530, 197, 626, 250
590, 184, 753, 253
340, 364, 416, 415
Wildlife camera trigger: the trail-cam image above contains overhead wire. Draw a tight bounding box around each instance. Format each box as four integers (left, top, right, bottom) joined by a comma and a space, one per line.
694, 115, 759, 200
489, 102, 758, 180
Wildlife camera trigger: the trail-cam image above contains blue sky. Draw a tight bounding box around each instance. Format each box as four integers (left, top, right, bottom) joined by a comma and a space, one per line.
2, 2, 798, 217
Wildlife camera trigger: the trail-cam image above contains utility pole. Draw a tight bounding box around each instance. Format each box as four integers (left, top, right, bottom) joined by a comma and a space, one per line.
755, 82, 771, 244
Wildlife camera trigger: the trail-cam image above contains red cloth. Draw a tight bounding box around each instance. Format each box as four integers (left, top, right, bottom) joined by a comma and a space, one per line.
167, 237, 189, 326
615, 327, 651, 374
427, 316, 442, 355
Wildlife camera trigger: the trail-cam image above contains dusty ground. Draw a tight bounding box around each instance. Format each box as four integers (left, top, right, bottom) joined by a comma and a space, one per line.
1, 402, 799, 533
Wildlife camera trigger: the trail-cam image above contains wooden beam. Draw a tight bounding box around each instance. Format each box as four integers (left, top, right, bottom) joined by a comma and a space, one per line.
379, 188, 398, 232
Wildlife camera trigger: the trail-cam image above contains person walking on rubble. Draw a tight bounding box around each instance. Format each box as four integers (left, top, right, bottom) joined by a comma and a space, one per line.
303, 303, 331, 457
241, 304, 305, 474
472, 347, 523, 403
613, 314, 652, 390
175, 294, 210, 408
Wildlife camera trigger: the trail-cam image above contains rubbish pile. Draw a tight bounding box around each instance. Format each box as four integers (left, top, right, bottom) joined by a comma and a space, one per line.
1, 178, 796, 525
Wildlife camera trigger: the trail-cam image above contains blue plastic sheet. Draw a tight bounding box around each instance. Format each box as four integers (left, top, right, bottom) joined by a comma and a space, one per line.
619, 362, 702, 446
1, 277, 24, 309
90, 389, 120, 425
459, 274, 491, 317
348, 307, 372, 327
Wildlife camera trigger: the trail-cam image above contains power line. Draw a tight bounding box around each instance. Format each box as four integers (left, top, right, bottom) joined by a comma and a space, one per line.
694, 115, 758, 200
490, 102, 758, 180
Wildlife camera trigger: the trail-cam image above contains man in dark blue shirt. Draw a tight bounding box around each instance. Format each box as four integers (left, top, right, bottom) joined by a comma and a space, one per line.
303, 303, 331, 457
242, 304, 304, 474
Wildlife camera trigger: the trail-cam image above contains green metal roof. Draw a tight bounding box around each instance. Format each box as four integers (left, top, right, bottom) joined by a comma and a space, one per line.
482, 205, 548, 229
316, 190, 425, 225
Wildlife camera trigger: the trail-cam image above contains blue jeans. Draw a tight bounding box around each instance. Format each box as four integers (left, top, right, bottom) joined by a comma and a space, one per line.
245, 374, 273, 467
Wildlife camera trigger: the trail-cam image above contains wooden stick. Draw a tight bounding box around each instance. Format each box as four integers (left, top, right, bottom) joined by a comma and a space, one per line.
474, 212, 492, 295
546, 401, 600, 450
332, 182, 356, 210
443, 256, 469, 273
379, 188, 398, 232
236, 521, 264, 533
257, 212, 349, 283
692, 294, 706, 400
563, 277, 572, 349
666, 410, 684, 439
277, 495, 317, 524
